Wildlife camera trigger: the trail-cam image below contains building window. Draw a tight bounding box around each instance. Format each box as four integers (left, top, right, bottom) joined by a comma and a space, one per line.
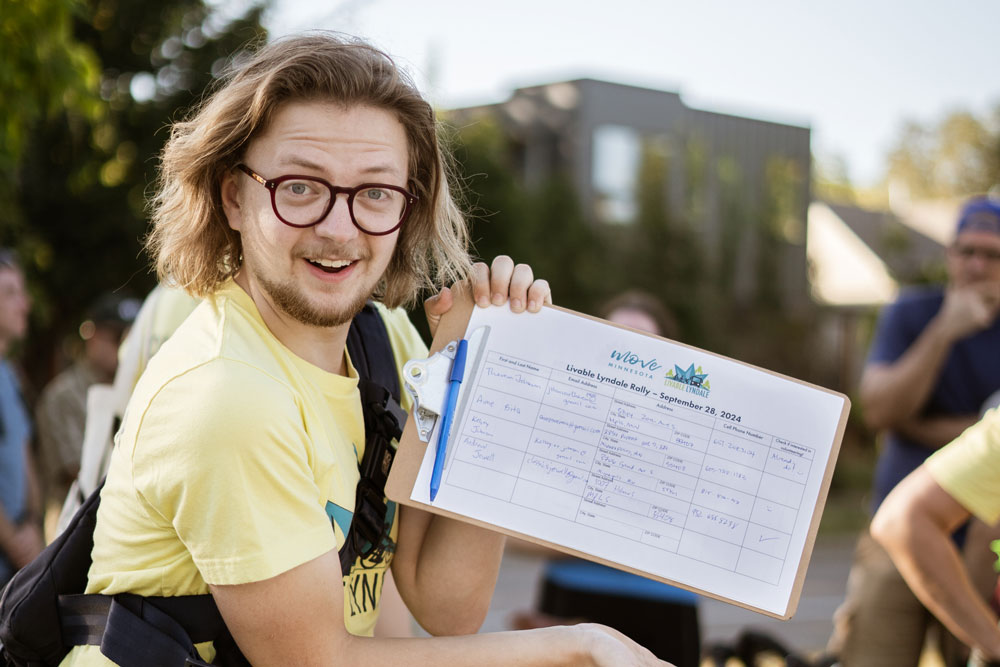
592, 124, 641, 224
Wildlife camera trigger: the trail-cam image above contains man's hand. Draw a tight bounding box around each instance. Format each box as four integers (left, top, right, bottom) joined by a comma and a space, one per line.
577, 623, 674, 666
938, 281, 1000, 342
424, 256, 552, 339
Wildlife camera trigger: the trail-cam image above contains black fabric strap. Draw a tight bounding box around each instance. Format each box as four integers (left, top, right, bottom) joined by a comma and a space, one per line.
100, 596, 211, 667
60, 594, 228, 647
345, 302, 401, 402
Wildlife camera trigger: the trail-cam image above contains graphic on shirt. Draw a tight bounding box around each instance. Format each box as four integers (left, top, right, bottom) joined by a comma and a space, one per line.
325, 500, 353, 539
325, 497, 398, 618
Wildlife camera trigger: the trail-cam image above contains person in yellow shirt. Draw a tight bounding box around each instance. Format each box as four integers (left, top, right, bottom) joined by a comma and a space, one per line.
61, 32, 669, 667
873, 408, 1000, 664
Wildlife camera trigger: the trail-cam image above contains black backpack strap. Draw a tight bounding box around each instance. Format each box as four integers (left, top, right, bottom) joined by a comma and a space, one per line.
340, 302, 406, 574
345, 301, 401, 402
97, 595, 212, 667
58, 592, 246, 667
60, 594, 227, 647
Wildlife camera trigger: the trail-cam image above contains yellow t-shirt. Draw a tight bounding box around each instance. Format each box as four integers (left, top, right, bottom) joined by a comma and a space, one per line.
926, 408, 1000, 525
123, 284, 201, 389
62, 281, 427, 665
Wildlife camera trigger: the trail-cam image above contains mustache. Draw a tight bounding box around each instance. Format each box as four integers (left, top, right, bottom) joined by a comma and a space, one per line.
294, 243, 371, 261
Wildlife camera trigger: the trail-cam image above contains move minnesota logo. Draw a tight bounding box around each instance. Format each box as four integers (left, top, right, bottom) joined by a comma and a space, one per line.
664, 362, 711, 398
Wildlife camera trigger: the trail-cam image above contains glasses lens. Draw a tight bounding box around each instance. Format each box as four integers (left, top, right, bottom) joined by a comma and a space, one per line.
274, 178, 331, 226
353, 186, 406, 233
954, 245, 1000, 262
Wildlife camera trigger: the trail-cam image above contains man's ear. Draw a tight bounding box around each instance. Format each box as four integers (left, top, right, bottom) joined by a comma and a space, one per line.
221, 171, 243, 232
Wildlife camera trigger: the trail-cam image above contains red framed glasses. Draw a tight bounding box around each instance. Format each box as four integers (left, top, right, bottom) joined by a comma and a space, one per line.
237, 164, 418, 236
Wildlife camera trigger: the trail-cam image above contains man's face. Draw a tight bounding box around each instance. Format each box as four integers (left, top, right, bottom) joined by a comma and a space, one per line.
0, 267, 29, 345
222, 101, 409, 329
946, 230, 1000, 287
606, 307, 662, 337
86, 325, 124, 381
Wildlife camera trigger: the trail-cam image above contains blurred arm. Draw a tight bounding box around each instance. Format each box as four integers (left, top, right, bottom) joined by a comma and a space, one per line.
894, 414, 979, 450
0, 439, 44, 566
862, 285, 999, 431
872, 466, 1000, 659
859, 317, 957, 430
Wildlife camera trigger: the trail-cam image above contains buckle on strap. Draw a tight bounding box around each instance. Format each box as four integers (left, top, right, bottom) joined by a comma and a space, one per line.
358, 381, 404, 439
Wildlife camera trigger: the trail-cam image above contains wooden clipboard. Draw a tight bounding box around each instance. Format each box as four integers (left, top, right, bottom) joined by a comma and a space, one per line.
386, 285, 849, 619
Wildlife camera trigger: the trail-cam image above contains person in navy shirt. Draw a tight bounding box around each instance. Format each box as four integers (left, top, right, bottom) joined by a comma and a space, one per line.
829, 197, 1000, 667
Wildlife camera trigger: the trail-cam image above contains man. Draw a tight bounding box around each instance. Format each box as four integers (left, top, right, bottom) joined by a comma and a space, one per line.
0, 249, 43, 586
61, 34, 668, 666
872, 408, 1000, 663
36, 293, 140, 534
830, 196, 1000, 666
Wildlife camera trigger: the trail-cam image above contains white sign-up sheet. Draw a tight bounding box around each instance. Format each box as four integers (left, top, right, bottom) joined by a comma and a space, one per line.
409, 306, 848, 617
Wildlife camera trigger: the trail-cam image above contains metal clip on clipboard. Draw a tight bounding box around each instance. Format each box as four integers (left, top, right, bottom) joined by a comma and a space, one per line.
403, 325, 489, 443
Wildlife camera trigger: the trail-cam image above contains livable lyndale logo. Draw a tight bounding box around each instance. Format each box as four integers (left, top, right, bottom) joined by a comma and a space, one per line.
665, 363, 711, 398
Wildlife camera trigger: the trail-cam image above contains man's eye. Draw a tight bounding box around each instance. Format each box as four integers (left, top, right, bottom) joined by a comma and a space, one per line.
289, 182, 311, 195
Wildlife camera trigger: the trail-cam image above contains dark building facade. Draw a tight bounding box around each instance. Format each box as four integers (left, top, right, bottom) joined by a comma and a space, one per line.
447, 79, 813, 309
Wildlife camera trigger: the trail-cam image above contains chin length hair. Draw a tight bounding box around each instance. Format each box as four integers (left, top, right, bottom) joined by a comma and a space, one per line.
147, 32, 472, 309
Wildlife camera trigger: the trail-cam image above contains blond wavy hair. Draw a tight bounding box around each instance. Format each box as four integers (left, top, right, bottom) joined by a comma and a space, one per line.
147, 32, 472, 309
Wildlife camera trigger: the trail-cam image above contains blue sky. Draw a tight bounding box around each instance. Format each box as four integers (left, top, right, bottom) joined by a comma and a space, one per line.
267, 0, 1000, 187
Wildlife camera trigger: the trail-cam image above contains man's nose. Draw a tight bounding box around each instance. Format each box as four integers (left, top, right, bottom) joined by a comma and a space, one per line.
313, 194, 359, 241
966, 252, 991, 275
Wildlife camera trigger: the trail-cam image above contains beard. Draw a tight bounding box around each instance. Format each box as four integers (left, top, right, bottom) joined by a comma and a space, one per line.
252, 261, 374, 328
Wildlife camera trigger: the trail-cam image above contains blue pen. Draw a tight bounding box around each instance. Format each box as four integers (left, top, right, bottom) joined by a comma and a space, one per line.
430, 338, 468, 501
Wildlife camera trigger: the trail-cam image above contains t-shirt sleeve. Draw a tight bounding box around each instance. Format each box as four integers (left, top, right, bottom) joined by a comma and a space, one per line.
867, 298, 920, 365
926, 409, 1000, 525
129, 359, 336, 585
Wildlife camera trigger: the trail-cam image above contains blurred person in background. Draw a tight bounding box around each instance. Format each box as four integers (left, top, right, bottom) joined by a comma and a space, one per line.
35, 293, 140, 539
512, 290, 700, 666
0, 249, 43, 586
828, 196, 1000, 667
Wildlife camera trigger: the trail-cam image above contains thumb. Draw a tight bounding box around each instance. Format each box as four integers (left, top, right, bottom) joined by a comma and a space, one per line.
424, 286, 453, 337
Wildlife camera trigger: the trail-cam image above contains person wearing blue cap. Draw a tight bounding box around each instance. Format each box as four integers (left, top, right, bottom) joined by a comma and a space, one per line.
828, 197, 1000, 667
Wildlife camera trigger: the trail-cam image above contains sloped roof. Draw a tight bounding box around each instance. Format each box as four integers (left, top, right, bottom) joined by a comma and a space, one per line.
823, 201, 944, 283
808, 202, 898, 306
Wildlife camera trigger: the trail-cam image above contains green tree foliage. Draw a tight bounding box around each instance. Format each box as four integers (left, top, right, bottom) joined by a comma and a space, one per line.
448, 116, 599, 313
887, 107, 1000, 198
10, 0, 266, 385
613, 138, 702, 340
0, 0, 101, 235
812, 153, 857, 204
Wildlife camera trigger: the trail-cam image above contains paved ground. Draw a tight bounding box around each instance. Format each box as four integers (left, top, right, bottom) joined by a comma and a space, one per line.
478, 533, 858, 656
